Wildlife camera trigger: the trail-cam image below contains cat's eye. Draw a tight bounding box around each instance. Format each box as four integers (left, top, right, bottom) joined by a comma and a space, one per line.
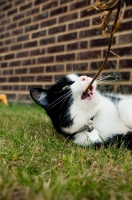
62, 85, 69, 91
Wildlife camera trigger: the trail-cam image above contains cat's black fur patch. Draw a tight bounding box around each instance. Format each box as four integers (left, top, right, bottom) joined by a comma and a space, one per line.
94, 132, 132, 150
30, 76, 75, 137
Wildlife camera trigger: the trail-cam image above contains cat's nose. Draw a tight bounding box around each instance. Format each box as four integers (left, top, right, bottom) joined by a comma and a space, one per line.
80, 75, 88, 81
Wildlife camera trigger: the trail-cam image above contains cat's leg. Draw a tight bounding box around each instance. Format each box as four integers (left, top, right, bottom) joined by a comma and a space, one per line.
72, 129, 102, 147
118, 99, 132, 129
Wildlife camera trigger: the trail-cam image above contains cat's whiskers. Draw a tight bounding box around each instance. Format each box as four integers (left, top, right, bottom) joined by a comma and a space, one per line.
96, 72, 120, 83
45, 91, 72, 111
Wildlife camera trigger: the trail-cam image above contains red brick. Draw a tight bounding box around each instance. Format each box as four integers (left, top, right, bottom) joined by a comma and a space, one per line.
124, 8, 132, 18
8, 9, 17, 16
58, 32, 77, 42
0, 13, 5, 19
1, 63, 8, 68
15, 0, 26, 6
68, 19, 89, 30
18, 94, 31, 101
17, 51, 29, 58
1, 86, 12, 90
54, 74, 66, 81
0, 47, 9, 53
0, 27, 4, 32
15, 68, 28, 74
70, 0, 90, 10
30, 49, 45, 56
14, 85, 26, 90
17, 35, 29, 42
21, 76, 34, 82
66, 63, 88, 71
20, 2, 32, 11
90, 37, 115, 47
46, 65, 64, 72
40, 37, 55, 45
80, 9, 98, 18
41, 19, 56, 28
25, 24, 38, 32
118, 21, 132, 32
30, 66, 44, 73
34, 0, 48, 5
1, 18, 10, 25
7, 94, 16, 100
50, 6, 67, 16
78, 51, 101, 60
67, 42, 78, 50
80, 29, 102, 38
118, 34, 132, 44
19, 18, 31, 26
11, 44, 22, 51
26, 7, 40, 16
47, 45, 64, 53
60, 0, 73, 4
0, 78, 6, 82
10, 61, 20, 67
32, 30, 46, 38
3, 70, 13, 75
0, 1, 6, 6
24, 41, 37, 48
119, 59, 132, 69
42, 1, 58, 10
38, 56, 54, 63
56, 53, 75, 62
49, 25, 66, 35
4, 54, 14, 60
59, 13, 78, 23
90, 60, 117, 70
36, 76, 52, 82
6, 23, 17, 30
0, 32, 10, 39
108, 47, 132, 58
3, 4, 12, 11
8, 77, 19, 82
12, 29, 23, 35
22, 59, 36, 66
33, 13, 48, 21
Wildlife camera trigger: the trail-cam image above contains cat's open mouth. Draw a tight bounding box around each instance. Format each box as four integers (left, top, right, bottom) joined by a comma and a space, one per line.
81, 85, 94, 100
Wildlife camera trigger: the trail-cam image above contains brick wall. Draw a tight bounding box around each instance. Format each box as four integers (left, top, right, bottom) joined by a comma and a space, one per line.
0, 0, 132, 102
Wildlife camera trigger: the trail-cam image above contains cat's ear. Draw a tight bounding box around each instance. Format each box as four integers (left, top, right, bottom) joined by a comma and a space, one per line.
30, 88, 49, 107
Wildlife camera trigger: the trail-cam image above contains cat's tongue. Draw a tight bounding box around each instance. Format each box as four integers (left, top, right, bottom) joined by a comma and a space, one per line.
81, 85, 93, 100
81, 93, 91, 100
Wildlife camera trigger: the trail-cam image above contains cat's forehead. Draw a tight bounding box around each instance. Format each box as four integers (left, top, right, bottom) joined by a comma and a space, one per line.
67, 74, 79, 81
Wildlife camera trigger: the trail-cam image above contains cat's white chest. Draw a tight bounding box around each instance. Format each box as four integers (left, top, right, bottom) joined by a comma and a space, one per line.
93, 97, 130, 139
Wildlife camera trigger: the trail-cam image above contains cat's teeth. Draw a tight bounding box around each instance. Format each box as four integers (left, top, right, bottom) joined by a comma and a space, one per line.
87, 89, 90, 94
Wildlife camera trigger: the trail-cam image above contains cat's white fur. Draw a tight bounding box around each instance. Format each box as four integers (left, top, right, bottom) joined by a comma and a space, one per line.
62, 74, 132, 147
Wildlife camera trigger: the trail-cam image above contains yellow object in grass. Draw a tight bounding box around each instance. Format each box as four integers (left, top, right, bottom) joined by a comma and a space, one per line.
0, 94, 8, 105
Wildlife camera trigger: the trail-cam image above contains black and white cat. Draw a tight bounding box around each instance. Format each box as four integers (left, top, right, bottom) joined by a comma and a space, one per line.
30, 74, 132, 149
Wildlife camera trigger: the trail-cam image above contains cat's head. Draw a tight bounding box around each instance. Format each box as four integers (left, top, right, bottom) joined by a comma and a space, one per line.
30, 74, 99, 136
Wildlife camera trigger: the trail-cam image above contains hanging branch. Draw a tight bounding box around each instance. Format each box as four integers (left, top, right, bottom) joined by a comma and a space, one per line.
85, 0, 126, 95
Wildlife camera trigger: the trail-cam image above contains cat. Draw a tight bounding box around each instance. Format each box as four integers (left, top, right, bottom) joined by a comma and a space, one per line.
30, 74, 132, 149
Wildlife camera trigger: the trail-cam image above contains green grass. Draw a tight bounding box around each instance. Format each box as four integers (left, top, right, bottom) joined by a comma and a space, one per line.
0, 103, 132, 200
